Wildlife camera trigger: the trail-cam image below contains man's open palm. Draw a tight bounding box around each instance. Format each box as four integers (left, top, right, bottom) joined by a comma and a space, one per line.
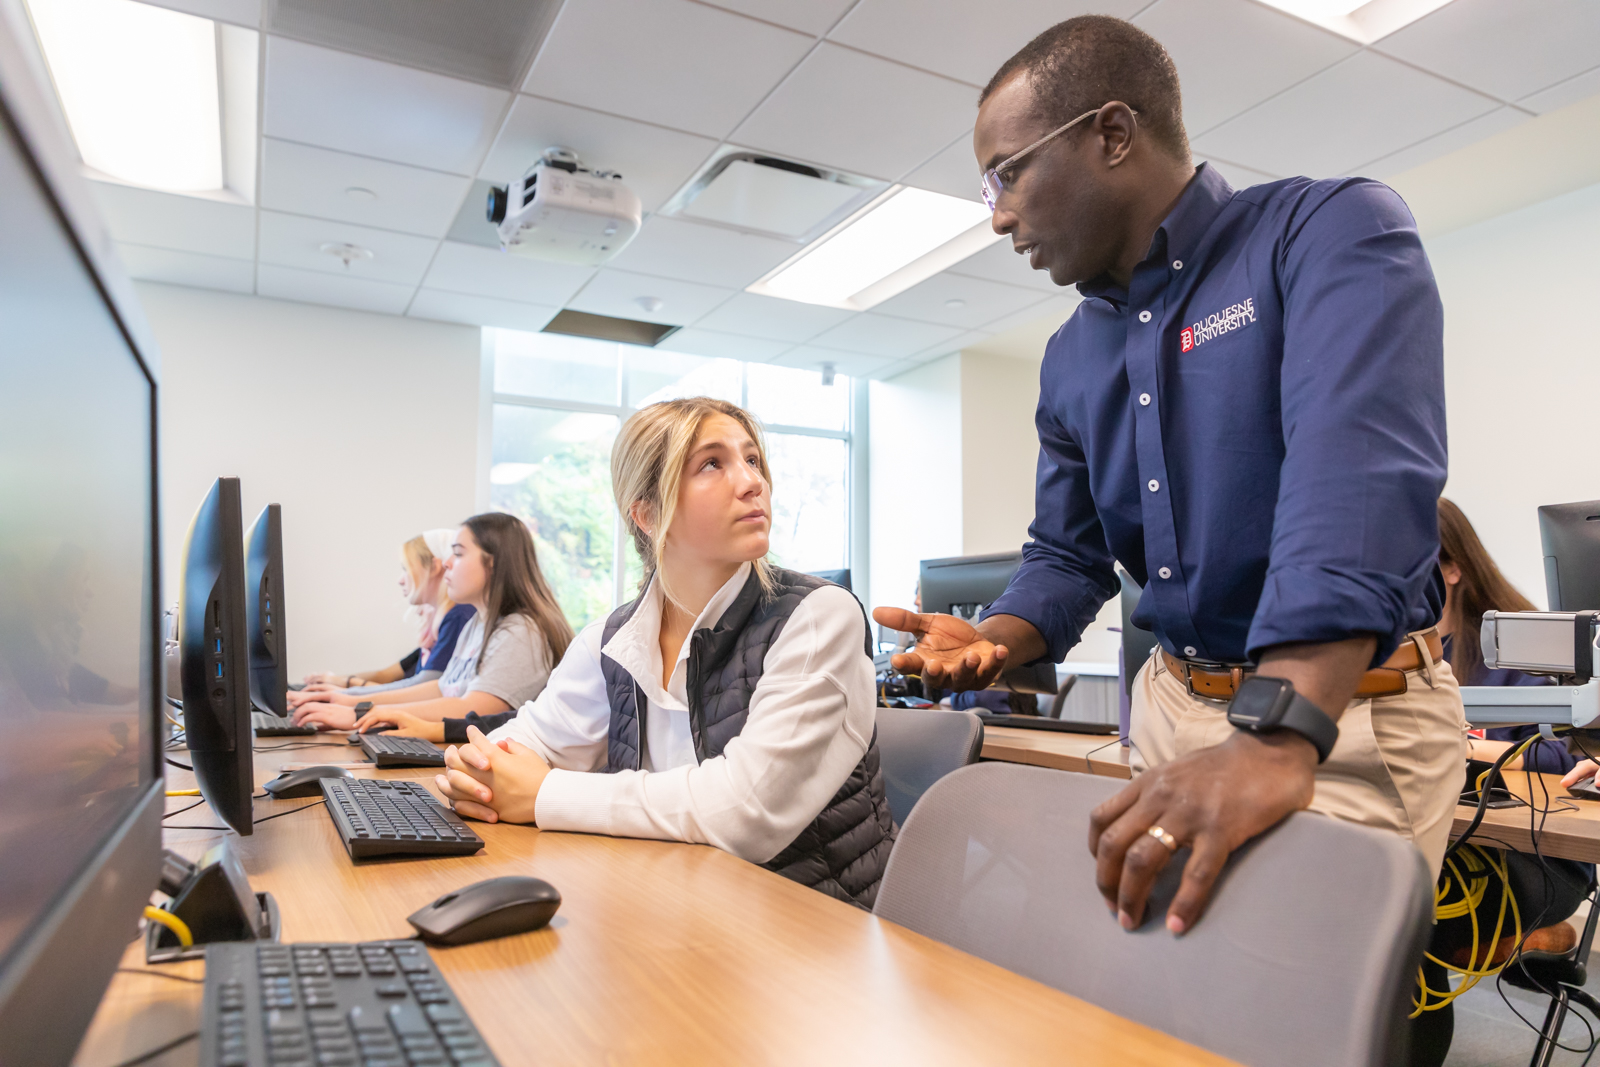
872, 606, 1010, 691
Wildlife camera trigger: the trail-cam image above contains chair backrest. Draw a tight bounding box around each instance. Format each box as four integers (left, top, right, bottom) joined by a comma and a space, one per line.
874, 763, 1433, 1067
872, 706, 983, 825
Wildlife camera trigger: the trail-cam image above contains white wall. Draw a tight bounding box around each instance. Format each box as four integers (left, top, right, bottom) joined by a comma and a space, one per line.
140, 283, 483, 679
959, 350, 1043, 556
867, 354, 962, 618
1427, 180, 1600, 607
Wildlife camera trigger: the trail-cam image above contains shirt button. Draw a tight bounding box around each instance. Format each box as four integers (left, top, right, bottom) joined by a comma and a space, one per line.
1158, 566, 1172, 579
1172, 260, 1183, 270
1183, 646, 1198, 657
1138, 393, 1151, 406
1147, 479, 1160, 492
1138, 310, 1152, 323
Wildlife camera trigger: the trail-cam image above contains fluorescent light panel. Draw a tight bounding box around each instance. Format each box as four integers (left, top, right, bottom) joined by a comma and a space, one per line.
749, 187, 999, 311
27, 0, 224, 191
1255, 0, 1458, 43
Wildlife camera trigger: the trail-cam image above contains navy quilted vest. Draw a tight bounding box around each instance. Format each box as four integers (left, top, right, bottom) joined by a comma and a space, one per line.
599, 567, 895, 909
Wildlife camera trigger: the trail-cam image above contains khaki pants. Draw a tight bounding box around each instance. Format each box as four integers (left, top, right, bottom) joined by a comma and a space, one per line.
1129, 635, 1469, 877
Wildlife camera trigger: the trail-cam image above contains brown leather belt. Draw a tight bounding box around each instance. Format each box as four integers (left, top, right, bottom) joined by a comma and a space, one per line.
1159, 628, 1443, 701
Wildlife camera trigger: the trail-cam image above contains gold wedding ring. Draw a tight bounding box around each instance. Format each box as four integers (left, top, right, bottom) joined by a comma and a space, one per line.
1147, 825, 1178, 852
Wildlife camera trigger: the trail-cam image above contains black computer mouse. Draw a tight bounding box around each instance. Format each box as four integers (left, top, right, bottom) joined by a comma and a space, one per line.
346, 722, 397, 745
263, 765, 353, 799
406, 876, 561, 946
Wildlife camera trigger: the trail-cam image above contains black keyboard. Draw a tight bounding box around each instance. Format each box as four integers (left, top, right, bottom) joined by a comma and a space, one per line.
359, 734, 447, 768
320, 778, 483, 860
202, 940, 500, 1067
976, 714, 1120, 735
254, 711, 316, 737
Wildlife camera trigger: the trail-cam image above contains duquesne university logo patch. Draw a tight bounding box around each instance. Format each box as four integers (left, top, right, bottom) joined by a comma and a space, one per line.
1180, 298, 1256, 352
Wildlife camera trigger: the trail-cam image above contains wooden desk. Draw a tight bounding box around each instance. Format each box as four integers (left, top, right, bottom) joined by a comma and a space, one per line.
981, 725, 1134, 779
73, 735, 1235, 1067
1451, 770, 1600, 864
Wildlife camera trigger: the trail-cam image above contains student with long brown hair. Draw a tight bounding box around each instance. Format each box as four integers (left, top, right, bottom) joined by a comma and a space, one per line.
291, 515, 573, 734
432, 397, 895, 909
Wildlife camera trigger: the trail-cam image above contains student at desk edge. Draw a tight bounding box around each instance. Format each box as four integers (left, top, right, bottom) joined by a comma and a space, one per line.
293, 530, 473, 700
875, 16, 1465, 937
436, 397, 896, 909
292, 515, 572, 733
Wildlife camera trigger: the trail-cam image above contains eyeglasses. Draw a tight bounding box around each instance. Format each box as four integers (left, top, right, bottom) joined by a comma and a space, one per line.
979, 105, 1136, 211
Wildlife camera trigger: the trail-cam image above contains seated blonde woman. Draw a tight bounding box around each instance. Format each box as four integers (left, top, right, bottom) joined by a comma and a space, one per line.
435, 397, 895, 908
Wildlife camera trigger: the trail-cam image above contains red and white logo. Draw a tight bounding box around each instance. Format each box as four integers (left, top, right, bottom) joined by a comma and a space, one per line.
1181, 298, 1256, 352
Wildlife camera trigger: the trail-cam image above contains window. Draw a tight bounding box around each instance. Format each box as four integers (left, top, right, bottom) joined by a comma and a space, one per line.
488, 330, 854, 628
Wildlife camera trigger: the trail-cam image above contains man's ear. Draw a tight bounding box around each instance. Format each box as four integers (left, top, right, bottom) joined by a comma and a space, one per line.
1097, 101, 1138, 168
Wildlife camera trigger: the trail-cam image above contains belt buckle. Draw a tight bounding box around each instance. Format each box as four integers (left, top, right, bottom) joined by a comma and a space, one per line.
1179, 658, 1244, 700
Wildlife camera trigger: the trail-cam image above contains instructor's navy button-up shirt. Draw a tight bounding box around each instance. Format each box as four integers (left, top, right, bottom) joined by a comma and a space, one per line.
986, 163, 1447, 668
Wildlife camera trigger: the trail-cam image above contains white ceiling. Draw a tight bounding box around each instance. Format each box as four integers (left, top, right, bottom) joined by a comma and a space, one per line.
82, 0, 1600, 379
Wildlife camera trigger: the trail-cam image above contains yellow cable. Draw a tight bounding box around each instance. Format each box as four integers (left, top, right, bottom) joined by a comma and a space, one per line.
142, 906, 193, 948
165, 789, 201, 796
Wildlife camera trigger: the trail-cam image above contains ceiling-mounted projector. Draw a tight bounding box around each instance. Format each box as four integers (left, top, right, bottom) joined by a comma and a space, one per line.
487, 147, 641, 266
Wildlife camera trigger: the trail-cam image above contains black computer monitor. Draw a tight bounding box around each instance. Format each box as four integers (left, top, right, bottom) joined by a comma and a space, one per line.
0, 24, 165, 1063
918, 552, 1055, 695
807, 568, 851, 591
245, 503, 288, 717
920, 551, 1022, 619
179, 478, 254, 837
1539, 500, 1600, 611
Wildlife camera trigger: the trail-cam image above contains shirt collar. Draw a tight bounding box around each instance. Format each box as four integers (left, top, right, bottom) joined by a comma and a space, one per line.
600, 561, 754, 708
1076, 162, 1235, 307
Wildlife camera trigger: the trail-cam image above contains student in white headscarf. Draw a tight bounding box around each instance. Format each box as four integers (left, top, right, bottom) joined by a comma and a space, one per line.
291, 529, 475, 704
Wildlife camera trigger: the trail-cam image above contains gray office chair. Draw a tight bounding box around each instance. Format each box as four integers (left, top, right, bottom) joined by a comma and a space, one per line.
874, 763, 1433, 1067
872, 706, 983, 825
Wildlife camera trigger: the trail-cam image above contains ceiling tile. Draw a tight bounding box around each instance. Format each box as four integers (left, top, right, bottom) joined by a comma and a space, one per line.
872, 271, 1045, 329
946, 236, 1061, 292
654, 327, 794, 362
1199, 156, 1282, 189
408, 289, 560, 332
421, 241, 595, 305
694, 291, 854, 342
1134, 0, 1356, 136
566, 268, 735, 326
809, 313, 963, 358
914, 328, 993, 361
606, 216, 799, 290
1375, 0, 1600, 104
521, 0, 812, 139
447, 181, 505, 248
697, 0, 854, 35
732, 43, 976, 181
1359, 106, 1531, 178
116, 243, 255, 294
480, 96, 718, 213
1519, 65, 1600, 114
256, 264, 415, 314
776, 346, 891, 379
1192, 51, 1499, 178
87, 182, 255, 259
828, 0, 1144, 88
264, 37, 509, 175
900, 130, 981, 200
260, 139, 472, 238
980, 292, 1081, 338
258, 211, 440, 285
140, 0, 259, 28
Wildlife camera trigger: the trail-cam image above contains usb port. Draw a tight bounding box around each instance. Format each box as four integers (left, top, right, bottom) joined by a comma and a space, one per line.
215, 662, 223, 679
214, 638, 222, 654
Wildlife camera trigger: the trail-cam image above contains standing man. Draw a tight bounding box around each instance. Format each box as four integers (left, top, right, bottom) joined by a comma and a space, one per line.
875, 16, 1465, 937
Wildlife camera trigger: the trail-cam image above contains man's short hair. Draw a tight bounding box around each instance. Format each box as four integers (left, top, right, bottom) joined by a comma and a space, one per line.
981, 16, 1189, 162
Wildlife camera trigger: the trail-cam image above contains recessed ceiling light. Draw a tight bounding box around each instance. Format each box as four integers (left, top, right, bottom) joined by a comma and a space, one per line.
748, 187, 1000, 311
1255, 0, 1457, 43
345, 186, 378, 201
26, 0, 224, 191
944, 298, 967, 309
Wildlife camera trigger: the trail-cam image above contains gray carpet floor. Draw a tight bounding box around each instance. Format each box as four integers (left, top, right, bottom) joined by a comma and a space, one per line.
1443, 962, 1600, 1067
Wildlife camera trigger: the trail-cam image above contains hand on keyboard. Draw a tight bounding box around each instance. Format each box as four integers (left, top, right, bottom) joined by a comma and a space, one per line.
357, 708, 446, 743
291, 701, 360, 731
436, 726, 549, 825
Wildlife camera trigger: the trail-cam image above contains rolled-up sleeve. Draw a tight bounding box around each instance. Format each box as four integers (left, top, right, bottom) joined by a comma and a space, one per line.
1246, 181, 1447, 664
986, 389, 1120, 664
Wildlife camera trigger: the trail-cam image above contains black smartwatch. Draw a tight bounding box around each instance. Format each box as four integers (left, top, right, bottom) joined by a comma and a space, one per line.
353, 701, 373, 719
1226, 676, 1339, 763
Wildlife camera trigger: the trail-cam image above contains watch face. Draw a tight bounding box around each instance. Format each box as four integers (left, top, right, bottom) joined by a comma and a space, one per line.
1230, 678, 1288, 725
